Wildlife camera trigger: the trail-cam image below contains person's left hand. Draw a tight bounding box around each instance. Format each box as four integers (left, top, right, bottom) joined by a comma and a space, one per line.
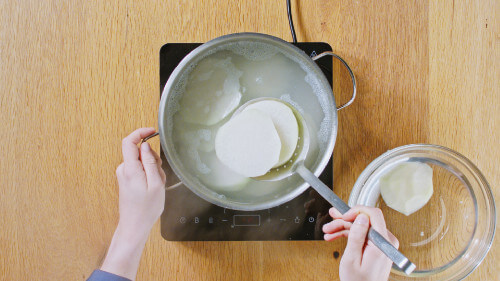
115, 127, 166, 238
101, 128, 166, 280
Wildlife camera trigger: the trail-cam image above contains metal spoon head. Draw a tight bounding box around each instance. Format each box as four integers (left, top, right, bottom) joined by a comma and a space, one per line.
232, 97, 310, 181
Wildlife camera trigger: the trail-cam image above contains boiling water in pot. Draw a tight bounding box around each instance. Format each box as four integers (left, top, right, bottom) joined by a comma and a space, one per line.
168, 42, 332, 203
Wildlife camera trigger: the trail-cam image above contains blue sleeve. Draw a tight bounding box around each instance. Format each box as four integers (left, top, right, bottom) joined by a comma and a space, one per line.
87, 269, 132, 281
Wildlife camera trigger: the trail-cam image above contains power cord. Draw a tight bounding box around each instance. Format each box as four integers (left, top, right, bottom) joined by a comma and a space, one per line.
286, 0, 297, 43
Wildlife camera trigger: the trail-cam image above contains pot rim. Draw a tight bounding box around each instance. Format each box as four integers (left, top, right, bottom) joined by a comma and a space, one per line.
158, 32, 338, 211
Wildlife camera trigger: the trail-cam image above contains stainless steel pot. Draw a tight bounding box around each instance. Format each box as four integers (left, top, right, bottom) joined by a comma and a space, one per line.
154, 34, 418, 273
157, 32, 355, 211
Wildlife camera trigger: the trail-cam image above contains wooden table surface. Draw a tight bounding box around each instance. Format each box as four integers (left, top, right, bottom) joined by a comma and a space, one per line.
1, 1, 498, 280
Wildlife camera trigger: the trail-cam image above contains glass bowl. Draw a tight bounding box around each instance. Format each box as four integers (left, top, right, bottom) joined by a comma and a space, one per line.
348, 144, 496, 280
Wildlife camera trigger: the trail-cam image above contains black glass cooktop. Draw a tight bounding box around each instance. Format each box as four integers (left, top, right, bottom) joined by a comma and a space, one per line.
160, 42, 334, 241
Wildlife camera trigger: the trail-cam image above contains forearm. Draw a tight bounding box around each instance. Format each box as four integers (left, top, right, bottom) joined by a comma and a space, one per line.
100, 223, 150, 281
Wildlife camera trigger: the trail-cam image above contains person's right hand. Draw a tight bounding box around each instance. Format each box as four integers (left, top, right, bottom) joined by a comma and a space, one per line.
322, 206, 399, 281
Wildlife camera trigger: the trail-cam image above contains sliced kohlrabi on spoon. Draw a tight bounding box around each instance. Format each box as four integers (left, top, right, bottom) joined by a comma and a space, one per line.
242, 99, 299, 168
379, 162, 434, 216
215, 109, 281, 177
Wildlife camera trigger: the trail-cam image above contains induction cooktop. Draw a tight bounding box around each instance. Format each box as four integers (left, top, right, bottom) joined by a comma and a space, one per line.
160, 42, 334, 241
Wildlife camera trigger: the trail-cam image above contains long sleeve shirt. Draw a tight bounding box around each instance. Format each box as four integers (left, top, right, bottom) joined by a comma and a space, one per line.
87, 269, 131, 281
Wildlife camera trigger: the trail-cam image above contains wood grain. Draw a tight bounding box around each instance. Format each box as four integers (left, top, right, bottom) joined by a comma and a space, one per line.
0, 0, 497, 280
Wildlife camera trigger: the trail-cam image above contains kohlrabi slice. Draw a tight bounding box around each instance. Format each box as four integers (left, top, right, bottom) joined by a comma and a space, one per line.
242, 100, 299, 167
179, 55, 242, 126
215, 109, 281, 177
379, 162, 434, 216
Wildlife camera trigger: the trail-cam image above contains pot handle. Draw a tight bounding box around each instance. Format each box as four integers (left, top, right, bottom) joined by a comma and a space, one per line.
140, 132, 159, 144
312, 51, 357, 110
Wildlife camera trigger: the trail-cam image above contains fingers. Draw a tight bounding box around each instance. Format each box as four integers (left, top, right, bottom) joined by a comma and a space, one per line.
364, 229, 399, 259
387, 230, 399, 249
140, 142, 164, 188
323, 219, 352, 234
149, 148, 166, 184
344, 213, 370, 264
324, 230, 349, 241
329, 207, 343, 219
122, 127, 156, 162
364, 229, 400, 266
323, 219, 351, 241
342, 206, 387, 237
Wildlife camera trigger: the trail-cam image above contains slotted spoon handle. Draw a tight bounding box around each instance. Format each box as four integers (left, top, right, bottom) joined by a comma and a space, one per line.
295, 164, 416, 275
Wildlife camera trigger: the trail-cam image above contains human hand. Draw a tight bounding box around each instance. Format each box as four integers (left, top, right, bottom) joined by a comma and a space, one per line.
115, 127, 166, 238
322, 206, 399, 281
101, 128, 166, 280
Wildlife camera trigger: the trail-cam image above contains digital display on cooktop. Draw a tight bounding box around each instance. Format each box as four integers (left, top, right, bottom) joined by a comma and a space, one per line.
160, 42, 334, 241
